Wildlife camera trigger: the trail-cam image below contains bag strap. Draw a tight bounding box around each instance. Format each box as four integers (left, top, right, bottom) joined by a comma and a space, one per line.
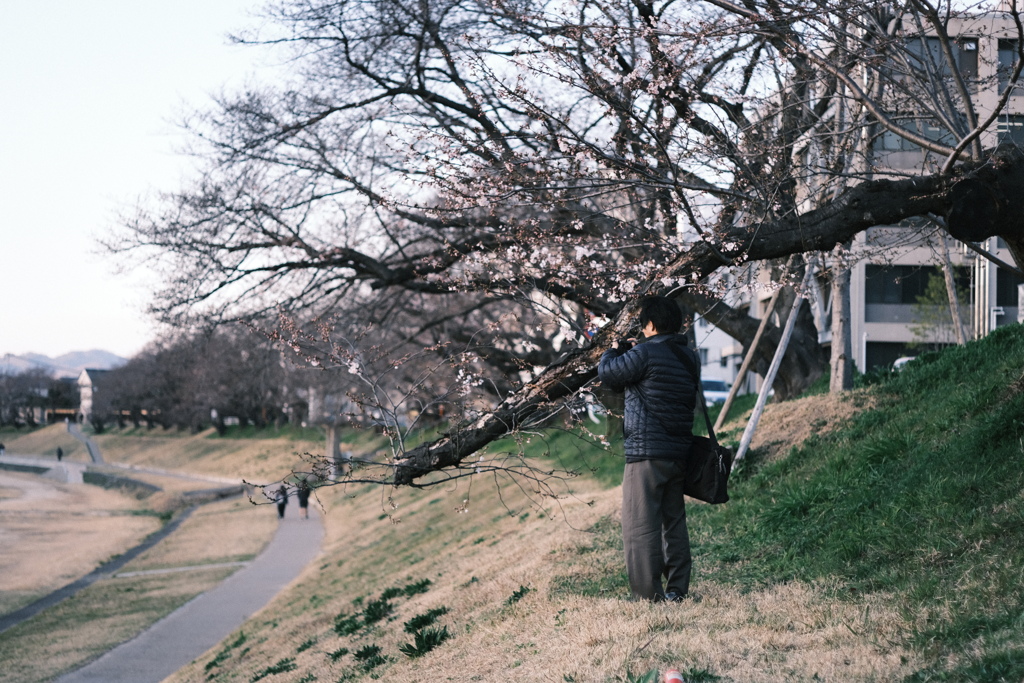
664, 341, 721, 447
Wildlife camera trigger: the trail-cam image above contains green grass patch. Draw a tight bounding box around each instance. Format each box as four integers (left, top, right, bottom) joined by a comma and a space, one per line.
690, 326, 1024, 680
550, 515, 628, 599
403, 607, 449, 633
250, 657, 296, 681
361, 596, 394, 626
487, 420, 625, 488
205, 631, 247, 675
506, 585, 531, 605
352, 644, 387, 671
398, 625, 451, 658
334, 612, 361, 636
205, 423, 325, 441
400, 578, 432, 596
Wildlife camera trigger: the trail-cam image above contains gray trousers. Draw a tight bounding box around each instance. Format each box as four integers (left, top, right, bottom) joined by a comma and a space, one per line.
621, 458, 691, 601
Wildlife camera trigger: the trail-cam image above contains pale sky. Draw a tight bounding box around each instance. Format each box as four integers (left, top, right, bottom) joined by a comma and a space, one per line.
0, 1, 264, 359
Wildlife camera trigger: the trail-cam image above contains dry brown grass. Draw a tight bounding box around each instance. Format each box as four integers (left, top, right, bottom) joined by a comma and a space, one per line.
727, 390, 875, 463
0, 492, 280, 683
91, 427, 321, 484
170, 454, 919, 683
6, 407, 920, 682
0, 470, 159, 611
2, 424, 88, 461
124, 496, 278, 571
0, 568, 239, 683
0, 431, 286, 682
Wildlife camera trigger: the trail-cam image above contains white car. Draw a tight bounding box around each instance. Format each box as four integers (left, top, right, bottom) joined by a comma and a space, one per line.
702, 379, 731, 405
892, 356, 917, 372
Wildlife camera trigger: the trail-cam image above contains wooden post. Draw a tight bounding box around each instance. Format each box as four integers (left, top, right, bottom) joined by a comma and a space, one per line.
734, 266, 814, 464
326, 424, 349, 477
713, 289, 782, 432
830, 247, 854, 392
941, 232, 967, 346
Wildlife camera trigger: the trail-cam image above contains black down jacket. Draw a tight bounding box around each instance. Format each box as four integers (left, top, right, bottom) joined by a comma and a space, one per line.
598, 333, 699, 461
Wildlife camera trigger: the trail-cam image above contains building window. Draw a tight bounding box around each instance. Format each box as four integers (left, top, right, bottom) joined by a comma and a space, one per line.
865, 265, 934, 304
959, 38, 978, 81
865, 265, 971, 323
999, 39, 1020, 91
872, 118, 955, 153
997, 114, 1024, 146
865, 264, 970, 305
996, 267, 1024, 306
698, 348, 709, 365
865, 342, 919, 372
921, 120, 956, 146
907, 36, 949, 76
875, 126, 920, 152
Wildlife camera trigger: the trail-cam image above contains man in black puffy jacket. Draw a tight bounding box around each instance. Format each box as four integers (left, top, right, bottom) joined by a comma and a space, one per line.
598, 295, 699, 601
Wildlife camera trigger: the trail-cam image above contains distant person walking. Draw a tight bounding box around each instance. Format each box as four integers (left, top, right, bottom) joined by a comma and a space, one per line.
296, 480, 311, 519
274, 485, 288, 519
56, 447, 63, 462
0, 443, 5, 456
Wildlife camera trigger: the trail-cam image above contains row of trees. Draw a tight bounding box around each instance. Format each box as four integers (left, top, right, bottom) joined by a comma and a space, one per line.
89, 317, 507, 435
110, 0, 1024, 485
84, 327, 320, 432
89, 329, 289, 432
0, 369, 77, 428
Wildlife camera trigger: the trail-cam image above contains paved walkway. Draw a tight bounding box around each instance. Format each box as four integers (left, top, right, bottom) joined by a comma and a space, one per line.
1, 451, 324, 681
0, 454, 250, 636
0, 453, 87, 484
56, 510, 324, 683
67, 423, 104, 463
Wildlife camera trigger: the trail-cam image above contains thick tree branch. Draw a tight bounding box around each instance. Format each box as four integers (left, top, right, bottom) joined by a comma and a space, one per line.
392, 149, 1024, 484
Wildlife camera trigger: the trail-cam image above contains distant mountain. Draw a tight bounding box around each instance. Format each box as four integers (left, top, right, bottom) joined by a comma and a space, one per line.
53, 350, 127, 372
0, 350, 127, 378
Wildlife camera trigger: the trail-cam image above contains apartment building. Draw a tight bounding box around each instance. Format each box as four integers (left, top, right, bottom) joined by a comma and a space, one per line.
696, 4, 1024, 385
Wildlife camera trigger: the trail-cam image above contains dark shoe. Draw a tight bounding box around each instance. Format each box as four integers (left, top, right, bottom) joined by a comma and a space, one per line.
664, 591, 701, 603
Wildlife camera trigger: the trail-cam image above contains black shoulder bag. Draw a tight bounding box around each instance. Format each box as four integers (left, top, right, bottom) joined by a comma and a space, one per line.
665, 342, 733, 504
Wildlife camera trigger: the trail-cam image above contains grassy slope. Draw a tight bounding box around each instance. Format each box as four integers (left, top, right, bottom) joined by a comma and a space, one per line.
171, 325, 1023, 682
6, 326, 1024, 681
695, 325, 1024, 682
0, 423, 88, 461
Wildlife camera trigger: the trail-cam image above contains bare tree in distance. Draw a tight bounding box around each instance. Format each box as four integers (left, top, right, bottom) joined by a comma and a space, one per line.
111, 0, 1024, 486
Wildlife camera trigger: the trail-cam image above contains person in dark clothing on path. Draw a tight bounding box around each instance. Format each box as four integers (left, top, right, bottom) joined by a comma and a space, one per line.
56, 447, 63, 462
296, 479, 311, 519
597, 295, 700, 602
274, 485, 288, 519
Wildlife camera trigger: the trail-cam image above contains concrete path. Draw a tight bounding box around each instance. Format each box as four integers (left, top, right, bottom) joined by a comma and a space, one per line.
56, 510, 324, 683
0, 453, 87, 484
67, 423, 104, 463
0, 452, 242, 490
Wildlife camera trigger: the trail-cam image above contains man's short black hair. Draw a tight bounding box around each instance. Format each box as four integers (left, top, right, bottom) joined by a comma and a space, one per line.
638, 296, 682, 334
